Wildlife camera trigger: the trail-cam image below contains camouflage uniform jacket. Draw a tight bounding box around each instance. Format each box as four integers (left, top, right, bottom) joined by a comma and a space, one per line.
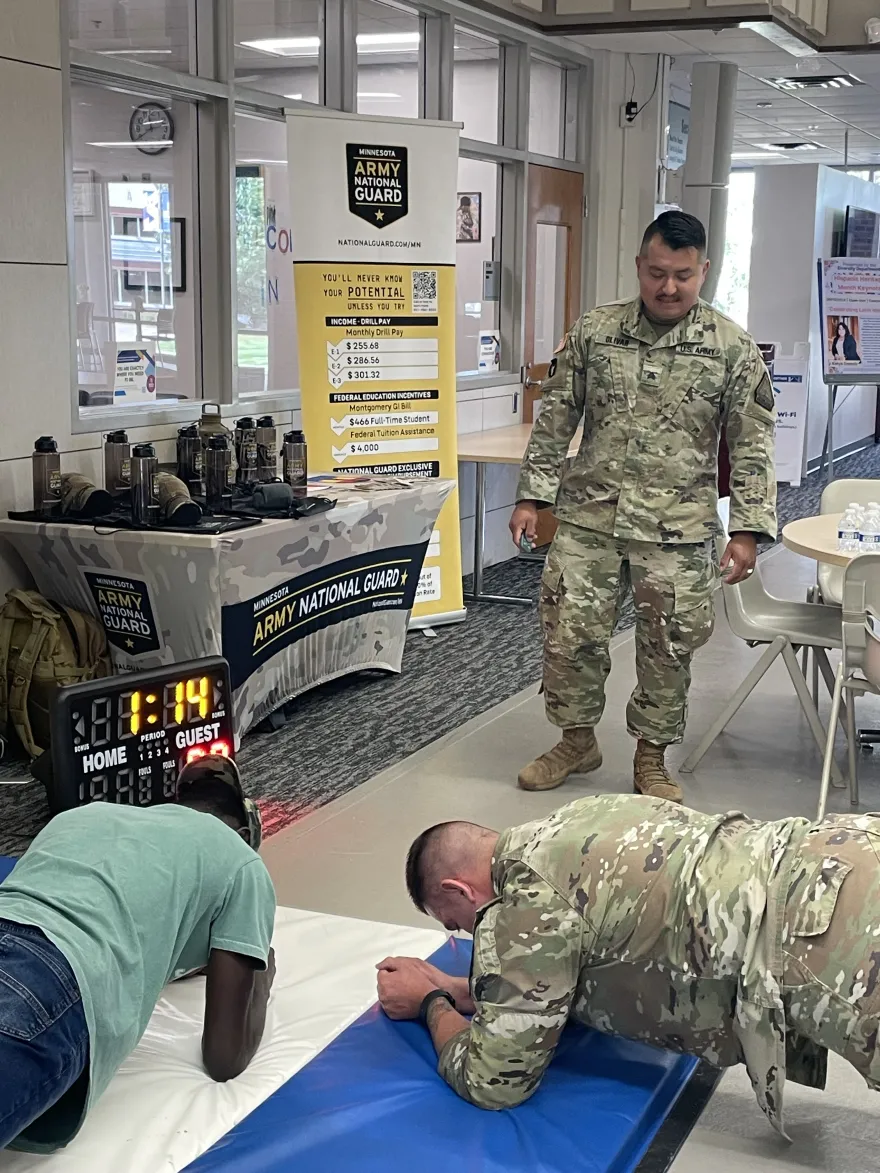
515, 297, 778, 543
438, 795, 813, 1138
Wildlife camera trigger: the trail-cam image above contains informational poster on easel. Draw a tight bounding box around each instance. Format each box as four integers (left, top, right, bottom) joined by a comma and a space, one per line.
286, 110, 464, 627
757, 341, 810, 487
817, 258, 880, 477
818, 258, 880, 383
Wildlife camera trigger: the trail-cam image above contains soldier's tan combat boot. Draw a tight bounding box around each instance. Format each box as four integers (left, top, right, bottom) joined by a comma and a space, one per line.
633, 741, 683, 804
518, 728, 602, 792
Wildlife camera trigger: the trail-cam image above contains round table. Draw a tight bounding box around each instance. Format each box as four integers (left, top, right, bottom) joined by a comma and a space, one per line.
782, 513, 849, 567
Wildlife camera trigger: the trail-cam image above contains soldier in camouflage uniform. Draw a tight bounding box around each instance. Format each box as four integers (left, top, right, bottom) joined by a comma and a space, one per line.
510, 211, 776, 801
377, 795, 880, 1138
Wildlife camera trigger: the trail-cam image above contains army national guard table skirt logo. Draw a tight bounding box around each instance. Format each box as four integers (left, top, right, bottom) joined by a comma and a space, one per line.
0, 478, 453, 736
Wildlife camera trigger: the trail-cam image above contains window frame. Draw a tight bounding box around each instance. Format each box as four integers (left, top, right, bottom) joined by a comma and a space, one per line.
66, 0, 592, 435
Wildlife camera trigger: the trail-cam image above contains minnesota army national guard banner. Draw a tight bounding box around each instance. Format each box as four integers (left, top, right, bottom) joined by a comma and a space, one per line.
287, 108, 464, 627
0, 479, 453, 736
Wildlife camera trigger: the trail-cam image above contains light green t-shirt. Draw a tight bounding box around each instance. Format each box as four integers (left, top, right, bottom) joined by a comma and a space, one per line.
0, 803, 276, 1152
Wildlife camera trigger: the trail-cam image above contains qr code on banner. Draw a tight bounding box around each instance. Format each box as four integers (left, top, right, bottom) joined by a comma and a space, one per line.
412, 269, 438, 314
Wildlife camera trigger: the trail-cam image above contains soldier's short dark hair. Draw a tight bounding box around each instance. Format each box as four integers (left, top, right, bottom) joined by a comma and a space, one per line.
406, 823, 447, 914
640, 210, 707, 257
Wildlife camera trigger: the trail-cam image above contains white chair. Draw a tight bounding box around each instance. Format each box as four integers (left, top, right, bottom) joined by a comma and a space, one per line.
803, 479, 880, 707
817, 555, 880, 819
681, 524, 844, 784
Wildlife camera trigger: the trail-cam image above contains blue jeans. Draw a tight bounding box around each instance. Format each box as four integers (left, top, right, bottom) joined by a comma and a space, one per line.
0, 920, 89, 1150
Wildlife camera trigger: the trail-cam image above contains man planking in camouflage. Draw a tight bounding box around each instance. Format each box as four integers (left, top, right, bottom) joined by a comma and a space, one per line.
377, 796, 880, 1137
511, 211, 776, 801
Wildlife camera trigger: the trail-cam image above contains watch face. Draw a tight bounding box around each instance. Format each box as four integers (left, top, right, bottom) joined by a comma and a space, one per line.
129, 103, 174, 156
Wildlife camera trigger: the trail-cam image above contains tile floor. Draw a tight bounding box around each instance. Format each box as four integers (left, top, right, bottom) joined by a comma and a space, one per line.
259, 544, 880, 1171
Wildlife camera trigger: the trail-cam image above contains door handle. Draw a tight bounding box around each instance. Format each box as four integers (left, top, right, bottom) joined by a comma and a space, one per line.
524, 377, 543, 390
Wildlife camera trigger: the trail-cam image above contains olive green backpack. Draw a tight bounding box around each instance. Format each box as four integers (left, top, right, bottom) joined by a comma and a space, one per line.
0, 590, 111, 759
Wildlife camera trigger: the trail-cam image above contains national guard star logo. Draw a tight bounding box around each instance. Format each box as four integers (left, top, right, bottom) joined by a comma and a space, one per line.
346, 143, 409, 228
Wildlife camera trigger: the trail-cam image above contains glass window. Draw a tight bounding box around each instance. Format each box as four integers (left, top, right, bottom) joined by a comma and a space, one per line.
847, 169, 872, 181
234, 0, 321, 103
70, 0, 195, 74
71, 81, 199, 412
533, 224, 568, 364
357, 0, 420, 120
453, 28, 500, 144
529, 57, 564, 157
713, 171, 756, 330
234, 113, 299, 398
456, 159, 501, 376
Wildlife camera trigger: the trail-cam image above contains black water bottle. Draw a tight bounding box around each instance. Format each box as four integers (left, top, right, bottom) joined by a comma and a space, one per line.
32, 437, 61, 517
130, 443, 159, 526
176, 424, 203, 495
282, 430, 308, 495
103, 430, 130, 495
256, 416, 277, 482
205, 434, 232, 511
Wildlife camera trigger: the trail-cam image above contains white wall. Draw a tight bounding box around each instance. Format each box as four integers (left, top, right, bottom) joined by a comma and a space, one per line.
0, 1, 69, 597
749, 164, 880, 464
585, 51, 663, 309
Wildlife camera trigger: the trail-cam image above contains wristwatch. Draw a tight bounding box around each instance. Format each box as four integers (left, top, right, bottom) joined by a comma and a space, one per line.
419, 989, 456, 1025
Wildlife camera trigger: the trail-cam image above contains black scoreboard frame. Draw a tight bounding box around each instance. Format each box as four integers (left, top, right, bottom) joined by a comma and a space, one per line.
45, 656, 236, 815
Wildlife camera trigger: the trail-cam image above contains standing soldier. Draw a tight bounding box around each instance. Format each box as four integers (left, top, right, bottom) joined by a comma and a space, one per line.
510, 211, 776, 802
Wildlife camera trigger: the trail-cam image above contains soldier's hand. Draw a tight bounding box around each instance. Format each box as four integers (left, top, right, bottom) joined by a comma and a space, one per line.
376, 957, 438, 1020
377, 958, 475, 1014
720, 533, 758, 585
510, 502, 539, 550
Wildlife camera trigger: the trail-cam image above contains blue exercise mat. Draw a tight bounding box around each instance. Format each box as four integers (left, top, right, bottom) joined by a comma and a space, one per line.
187, 935, 697, 1173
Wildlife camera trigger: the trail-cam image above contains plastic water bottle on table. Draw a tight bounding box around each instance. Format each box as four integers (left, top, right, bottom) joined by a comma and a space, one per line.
860, 504, 880, 553
838, 505, 862, 553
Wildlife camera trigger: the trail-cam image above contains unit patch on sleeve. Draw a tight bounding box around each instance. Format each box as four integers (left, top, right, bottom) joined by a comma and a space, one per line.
754, 372, 775, 411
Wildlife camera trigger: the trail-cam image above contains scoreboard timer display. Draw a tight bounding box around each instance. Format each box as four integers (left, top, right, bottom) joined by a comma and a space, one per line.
45, 657, 236, 815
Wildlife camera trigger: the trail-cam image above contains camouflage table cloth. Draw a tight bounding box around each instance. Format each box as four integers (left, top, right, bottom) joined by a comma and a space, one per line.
0, 478, 453, 735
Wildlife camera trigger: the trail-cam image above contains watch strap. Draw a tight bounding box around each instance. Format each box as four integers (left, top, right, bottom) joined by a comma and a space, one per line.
418, 988, 456, 1025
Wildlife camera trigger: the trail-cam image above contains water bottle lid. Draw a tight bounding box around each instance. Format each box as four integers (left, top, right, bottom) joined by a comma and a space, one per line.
106, 430, 128, 443
236, 417, 256, 429
285, 430, 306, 443
202, 403, 221, 416
34, 436, 57, 453
178, 423, 199, 437
132, 443, 156, 458
257, 416, 275, 427
208, 434, 229, 449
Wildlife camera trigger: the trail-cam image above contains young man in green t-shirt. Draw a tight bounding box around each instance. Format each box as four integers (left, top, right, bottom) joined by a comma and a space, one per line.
0, 755, 277, 1153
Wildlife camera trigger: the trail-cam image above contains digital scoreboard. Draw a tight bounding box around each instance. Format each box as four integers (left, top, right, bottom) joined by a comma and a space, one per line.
44, 657, 236, 815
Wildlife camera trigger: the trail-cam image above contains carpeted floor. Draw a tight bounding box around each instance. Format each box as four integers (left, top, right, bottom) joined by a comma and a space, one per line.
1, 445, 878, 854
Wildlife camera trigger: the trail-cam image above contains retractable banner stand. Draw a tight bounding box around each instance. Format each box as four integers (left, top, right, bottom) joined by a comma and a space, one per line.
757, 342, 810, 487
287, 110, 465, 626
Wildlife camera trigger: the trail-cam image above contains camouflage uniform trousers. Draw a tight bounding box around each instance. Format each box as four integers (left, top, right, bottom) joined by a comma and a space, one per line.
782, 815, 880, 1089
539, 521, 717, 745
